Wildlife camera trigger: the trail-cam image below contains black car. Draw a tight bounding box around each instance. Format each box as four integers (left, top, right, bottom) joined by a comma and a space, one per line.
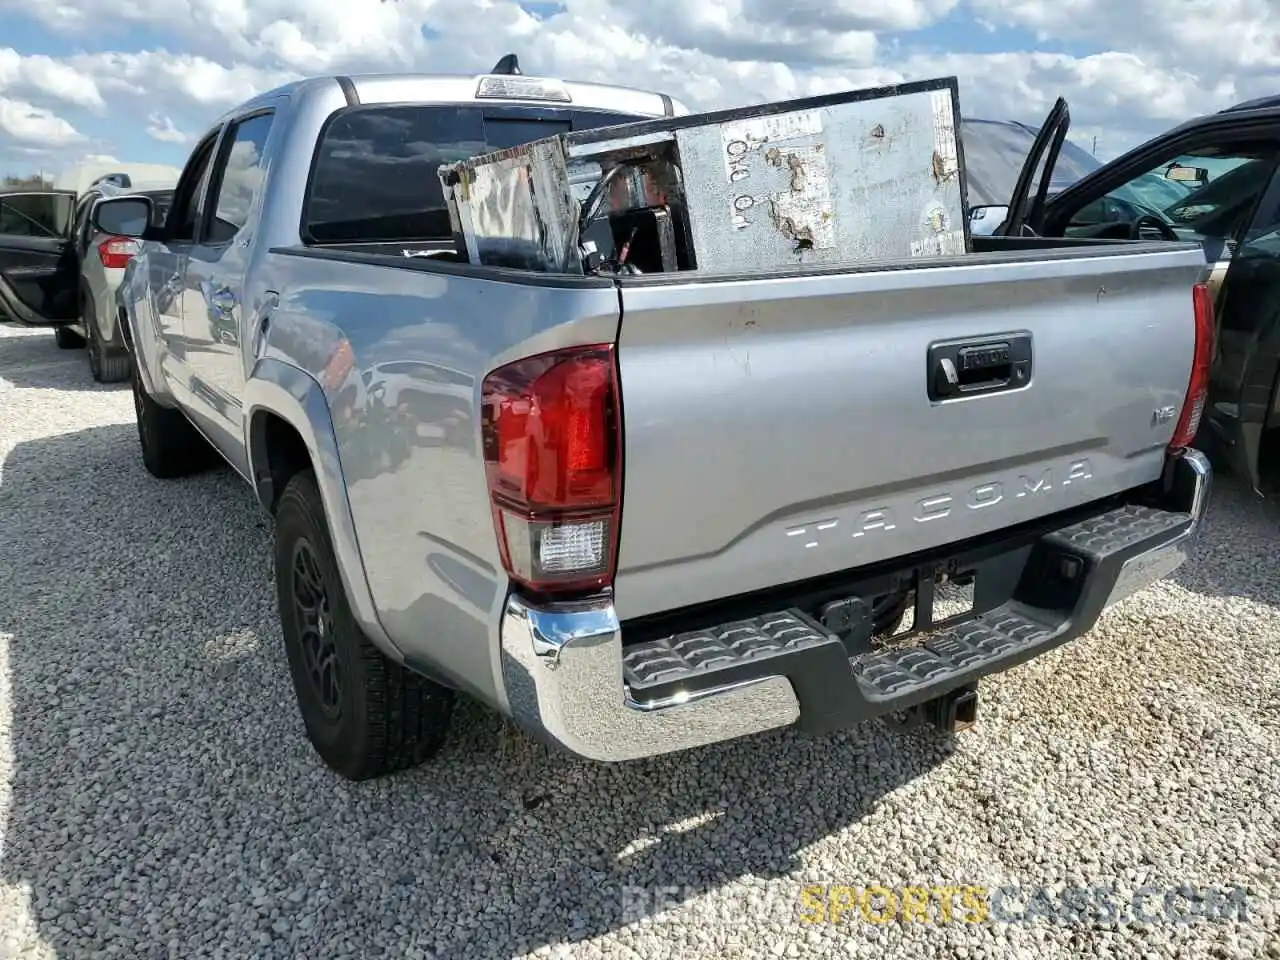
977, 97, 1280, 491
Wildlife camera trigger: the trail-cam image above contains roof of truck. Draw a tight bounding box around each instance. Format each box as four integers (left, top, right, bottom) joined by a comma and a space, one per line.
225, 59, 690, 126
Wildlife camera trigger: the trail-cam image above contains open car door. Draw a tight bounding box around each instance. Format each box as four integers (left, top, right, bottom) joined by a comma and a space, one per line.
0, 189, 79, 326
1030, 108, 1280, 491
983, 97, 1071, 239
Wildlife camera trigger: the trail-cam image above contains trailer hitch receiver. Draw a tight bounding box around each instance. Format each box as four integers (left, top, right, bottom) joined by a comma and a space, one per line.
882, 683, 979, 734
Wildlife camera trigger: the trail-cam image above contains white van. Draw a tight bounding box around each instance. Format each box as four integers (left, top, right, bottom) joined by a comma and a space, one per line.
52, 161, 183, 197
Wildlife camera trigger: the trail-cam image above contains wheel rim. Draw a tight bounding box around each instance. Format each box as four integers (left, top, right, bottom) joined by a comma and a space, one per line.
291, 538, 343, 718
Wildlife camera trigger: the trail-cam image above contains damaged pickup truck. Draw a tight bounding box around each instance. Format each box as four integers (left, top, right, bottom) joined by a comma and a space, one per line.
100, 61, 1213, 780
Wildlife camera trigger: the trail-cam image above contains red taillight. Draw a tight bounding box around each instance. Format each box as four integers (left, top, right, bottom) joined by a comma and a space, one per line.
1169, 281, 1215, 451
98, 236, 140, 269
481, 344, 621, 596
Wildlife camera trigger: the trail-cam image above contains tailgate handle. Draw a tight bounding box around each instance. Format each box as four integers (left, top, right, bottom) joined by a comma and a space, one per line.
928, 332, 1032, 401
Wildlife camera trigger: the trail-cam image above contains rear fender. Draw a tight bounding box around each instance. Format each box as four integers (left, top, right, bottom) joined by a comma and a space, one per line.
244, 358, 405, 664
121, 285, 172, 404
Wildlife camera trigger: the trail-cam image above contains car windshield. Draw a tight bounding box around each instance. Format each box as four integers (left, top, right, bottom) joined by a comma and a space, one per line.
1059, 145, 1280, 260
1109, 171, 1196, 211
1153, 156, 1266, 223
1095, 152, 1273, 238
960, 118, 1104, 207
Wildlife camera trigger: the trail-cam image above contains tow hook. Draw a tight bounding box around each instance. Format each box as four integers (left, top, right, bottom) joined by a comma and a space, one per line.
883, 683, 979, 734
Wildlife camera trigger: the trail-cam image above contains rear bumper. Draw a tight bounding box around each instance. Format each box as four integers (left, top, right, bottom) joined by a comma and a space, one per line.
498, 449, 1211, 762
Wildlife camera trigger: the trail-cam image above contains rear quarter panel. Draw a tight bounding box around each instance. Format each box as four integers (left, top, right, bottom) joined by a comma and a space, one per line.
256, 251, 622, 704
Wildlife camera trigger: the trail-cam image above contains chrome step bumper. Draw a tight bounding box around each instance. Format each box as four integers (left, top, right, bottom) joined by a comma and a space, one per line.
497, 449, 1210, 762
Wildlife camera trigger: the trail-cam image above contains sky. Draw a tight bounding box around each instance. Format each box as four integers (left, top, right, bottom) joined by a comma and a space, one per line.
0, 0, 1275, 180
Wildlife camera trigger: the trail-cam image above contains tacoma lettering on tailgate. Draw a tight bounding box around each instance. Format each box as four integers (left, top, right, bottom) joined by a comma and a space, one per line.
784, 458, 1093, 550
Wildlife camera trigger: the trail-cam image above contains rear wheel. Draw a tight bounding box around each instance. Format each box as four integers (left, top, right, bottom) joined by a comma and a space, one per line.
85, 301, 131, 383
131, 360, 211, 478
274, 469, 455, 780
54, 325, 84, 349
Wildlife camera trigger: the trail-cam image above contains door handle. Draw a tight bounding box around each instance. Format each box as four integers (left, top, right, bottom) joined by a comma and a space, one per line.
928, 332, 1033, 401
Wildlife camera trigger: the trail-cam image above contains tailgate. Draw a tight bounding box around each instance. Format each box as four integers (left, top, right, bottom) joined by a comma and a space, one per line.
611, 244, 1208, 620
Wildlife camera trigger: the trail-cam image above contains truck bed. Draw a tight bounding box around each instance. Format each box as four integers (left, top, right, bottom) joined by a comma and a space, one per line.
266, 235, 1206, 634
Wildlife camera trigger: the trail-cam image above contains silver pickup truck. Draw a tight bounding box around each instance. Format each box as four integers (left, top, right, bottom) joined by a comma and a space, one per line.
94, 67, 1215, 781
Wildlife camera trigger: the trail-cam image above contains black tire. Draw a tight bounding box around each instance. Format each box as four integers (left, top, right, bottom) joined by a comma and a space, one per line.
85, 301, 131, 383
274, 469, 454, 780
54, 325, 84, 349
130, 359, 211, 478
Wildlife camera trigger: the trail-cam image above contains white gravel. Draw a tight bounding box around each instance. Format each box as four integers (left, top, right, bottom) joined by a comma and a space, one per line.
1, 322, 1277, 960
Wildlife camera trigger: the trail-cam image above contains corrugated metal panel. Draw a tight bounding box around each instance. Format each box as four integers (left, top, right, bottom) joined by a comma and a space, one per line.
440, 77, 970, 276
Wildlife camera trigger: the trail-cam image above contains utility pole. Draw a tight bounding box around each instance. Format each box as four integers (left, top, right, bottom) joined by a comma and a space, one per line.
1092, 136, 1097, 156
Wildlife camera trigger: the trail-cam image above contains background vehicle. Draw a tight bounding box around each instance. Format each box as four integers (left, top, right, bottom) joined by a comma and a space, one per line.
978, 96, 1280, 491
52, 161, 182, 197
0, 175, 175, 381
97, 64, 1211, 781
959, 117, 1103, 233
62, 181, 176, 381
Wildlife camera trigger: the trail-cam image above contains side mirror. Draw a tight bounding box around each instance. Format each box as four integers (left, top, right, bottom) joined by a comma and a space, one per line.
968, 204, 1009, 236
92, 196, 155, 239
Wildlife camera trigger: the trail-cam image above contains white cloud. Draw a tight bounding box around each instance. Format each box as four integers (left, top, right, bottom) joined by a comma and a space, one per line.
0, 47, 104, 110
145, 113, 193, 144
68, 50, 300, 110
972, 0, 1280, 71
0, 97, 84, 146
0, 0, 1276, 176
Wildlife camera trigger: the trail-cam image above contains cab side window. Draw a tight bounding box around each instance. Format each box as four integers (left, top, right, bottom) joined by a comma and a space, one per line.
166, 130, 222, 244
203, 112, 275, 246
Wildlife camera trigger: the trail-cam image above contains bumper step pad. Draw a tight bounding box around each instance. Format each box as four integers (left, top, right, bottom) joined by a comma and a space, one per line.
1040, 503, 1192, 556
854, 610, 1052, 700
620, 500, 1195, 725
623, 611, 836, 703
857, 505, 1193, 702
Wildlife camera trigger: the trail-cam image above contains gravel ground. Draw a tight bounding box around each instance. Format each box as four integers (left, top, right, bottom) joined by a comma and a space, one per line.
0, 323, 1277, 960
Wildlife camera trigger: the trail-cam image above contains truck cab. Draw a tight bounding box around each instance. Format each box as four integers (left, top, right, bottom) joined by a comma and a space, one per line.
105, 62, 687, 479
